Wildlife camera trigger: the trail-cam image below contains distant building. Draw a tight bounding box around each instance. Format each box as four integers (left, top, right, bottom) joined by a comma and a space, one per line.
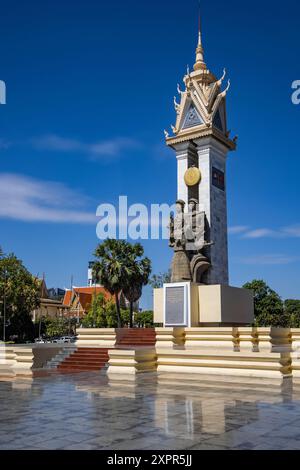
47, 287, 66, 301
62, 285, 139, 319
32, 279, 69, 321
62, 286, 114, 318
87, 261, 97, 287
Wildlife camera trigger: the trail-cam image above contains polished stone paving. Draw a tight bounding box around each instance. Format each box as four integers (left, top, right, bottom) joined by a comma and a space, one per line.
1, 371, 300, 450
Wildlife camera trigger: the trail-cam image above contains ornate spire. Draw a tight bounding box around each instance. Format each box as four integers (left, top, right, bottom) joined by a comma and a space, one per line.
194, 8, 206, 71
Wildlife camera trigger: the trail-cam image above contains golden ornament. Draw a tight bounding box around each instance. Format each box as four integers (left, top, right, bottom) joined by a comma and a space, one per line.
184, 167, 201, 186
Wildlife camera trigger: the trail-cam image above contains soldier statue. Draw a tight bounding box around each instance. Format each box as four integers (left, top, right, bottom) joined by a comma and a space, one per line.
169, 198, 213, 284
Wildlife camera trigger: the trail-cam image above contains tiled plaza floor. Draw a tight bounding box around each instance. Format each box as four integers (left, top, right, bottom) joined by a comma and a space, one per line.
1, 371, 300, 450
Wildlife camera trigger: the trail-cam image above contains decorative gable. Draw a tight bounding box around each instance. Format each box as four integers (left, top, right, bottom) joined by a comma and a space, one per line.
212, 100, 227, 134
213, 108, 223, 131
182, 104, 204, 130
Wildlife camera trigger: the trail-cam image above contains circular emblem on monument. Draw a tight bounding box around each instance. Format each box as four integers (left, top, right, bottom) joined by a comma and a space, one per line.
184, 167, 201, 187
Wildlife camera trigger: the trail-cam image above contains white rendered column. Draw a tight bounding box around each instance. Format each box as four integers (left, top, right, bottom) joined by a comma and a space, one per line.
194, 136, 229, 285
174, 142, 198, 205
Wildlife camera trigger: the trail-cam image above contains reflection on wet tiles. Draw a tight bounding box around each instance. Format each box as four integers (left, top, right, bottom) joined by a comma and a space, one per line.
1, 372, 300, 449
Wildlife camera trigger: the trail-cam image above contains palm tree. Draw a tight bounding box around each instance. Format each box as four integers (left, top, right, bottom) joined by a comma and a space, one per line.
93, 239, 137, 328
123, 253, 151, 328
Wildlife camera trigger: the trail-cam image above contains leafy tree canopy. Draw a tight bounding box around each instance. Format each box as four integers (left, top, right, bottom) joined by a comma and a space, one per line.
93, 239, 151, 328
149, 270, 171, 289
0, 249, 40, 341
243, 280, 286, 327
135, 310, 154, 327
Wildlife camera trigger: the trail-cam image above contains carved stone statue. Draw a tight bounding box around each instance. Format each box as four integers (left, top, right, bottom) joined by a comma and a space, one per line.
169, 198, 213, 284
169, 200, 192, 283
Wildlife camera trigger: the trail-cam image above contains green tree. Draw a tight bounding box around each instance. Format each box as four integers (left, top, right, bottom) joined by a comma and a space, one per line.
120, 308, 130, 327
122, 243, 151, 328
0, 252, 40, 342
284, 299, 300, 327
135, 310, 154, 327
44, 317, 69, 338
82, 293, 117, 328
93, 239, 151, 328
243, 280, 285, 327
149, 270, 171, 289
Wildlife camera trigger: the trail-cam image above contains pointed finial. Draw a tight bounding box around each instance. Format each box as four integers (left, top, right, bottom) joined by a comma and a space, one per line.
198, 4, 202, 47
194, 3, 206, 71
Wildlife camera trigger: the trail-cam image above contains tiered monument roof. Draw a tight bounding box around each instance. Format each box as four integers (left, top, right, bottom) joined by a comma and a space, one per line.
165, 18, 237, 151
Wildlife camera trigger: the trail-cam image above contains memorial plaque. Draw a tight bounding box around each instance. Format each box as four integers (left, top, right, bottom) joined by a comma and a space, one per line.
212, 167, 225, 191
165, 285, 185, 326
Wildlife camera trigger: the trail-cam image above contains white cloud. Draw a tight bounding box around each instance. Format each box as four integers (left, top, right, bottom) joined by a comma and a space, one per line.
228, 225, 249, 235
242, 228, 280, 239
31, 134, 140, 159
0, 173, 96, 224
238, 225, 300, 239
228, 223, 300, 240
237, 254, 298, 265
282, 225, 300, 237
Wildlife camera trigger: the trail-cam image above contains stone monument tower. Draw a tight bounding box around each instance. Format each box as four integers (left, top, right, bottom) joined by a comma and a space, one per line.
165, 19, 237, 286
153, 16, 254, 327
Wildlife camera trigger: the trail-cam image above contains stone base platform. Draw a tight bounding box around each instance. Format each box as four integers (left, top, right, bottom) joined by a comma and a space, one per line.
106, 327, 300, 380
106, 348, 293, 379
156, 349, 292, 379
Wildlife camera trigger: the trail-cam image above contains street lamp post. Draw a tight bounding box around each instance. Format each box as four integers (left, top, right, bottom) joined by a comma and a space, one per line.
2, 268, 7, 343
38, 315, 43, 340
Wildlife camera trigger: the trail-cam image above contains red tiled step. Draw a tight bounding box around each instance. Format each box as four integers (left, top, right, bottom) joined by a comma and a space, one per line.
58, 365, 103, 371
59, 360, 107, 366
118, 339, 155, 344
117, 329, 155, 333
61, 362, 108, 365
57, 347, 110, 372
116, 329, 156, 346
62, 353, 108, 358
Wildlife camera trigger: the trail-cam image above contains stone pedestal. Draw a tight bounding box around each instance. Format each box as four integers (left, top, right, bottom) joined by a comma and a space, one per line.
198, 285, 254, 325
154, 283, 254, 327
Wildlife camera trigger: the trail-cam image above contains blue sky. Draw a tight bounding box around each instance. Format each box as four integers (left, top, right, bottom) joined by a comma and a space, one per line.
0, 0, 299, 309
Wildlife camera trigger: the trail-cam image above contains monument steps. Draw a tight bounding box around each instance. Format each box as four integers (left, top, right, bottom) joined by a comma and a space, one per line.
57, 347, 110, 372
116, 328, 156, 347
